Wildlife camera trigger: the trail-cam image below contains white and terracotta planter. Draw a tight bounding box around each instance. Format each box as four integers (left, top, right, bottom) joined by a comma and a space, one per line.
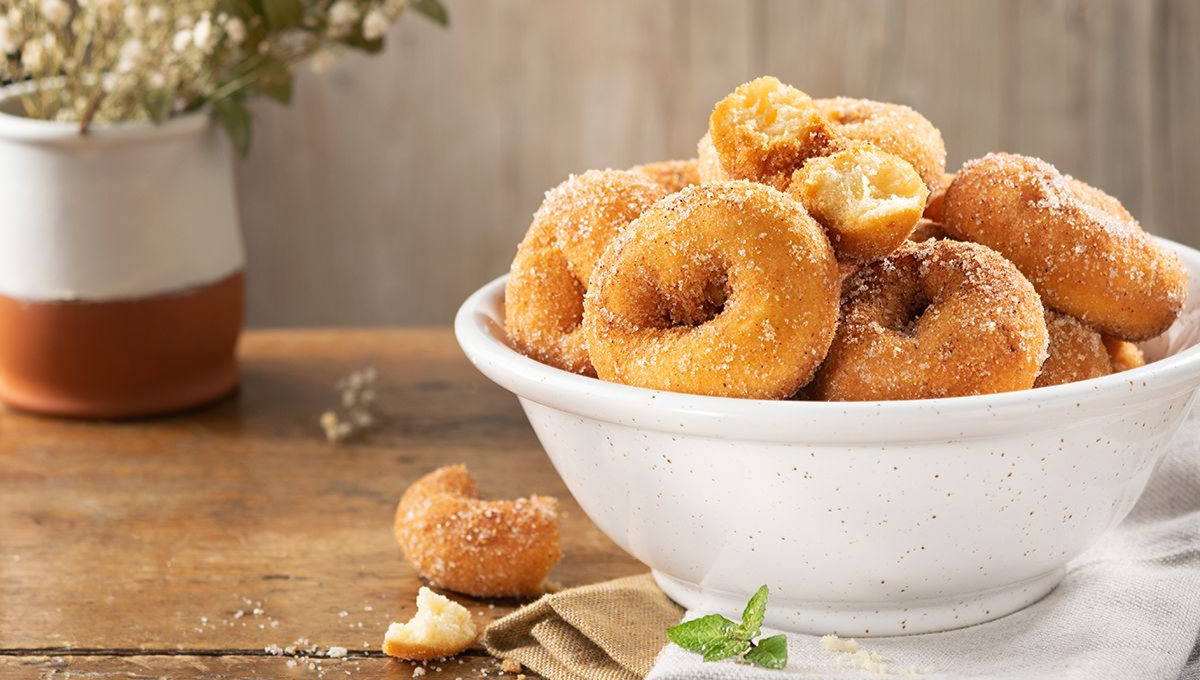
0, 85, 244, 418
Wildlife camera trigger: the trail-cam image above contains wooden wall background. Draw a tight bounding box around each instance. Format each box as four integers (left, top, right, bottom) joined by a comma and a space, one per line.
235, 0, 1200, 327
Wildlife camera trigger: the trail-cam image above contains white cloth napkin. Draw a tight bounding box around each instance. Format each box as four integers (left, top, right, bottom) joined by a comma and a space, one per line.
648, 413, 1200, 680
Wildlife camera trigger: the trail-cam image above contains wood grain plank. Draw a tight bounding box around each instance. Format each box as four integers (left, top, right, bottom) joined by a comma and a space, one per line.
0, 653, 525, 679
0, 331, 643, 652
232, 0, 1196, 327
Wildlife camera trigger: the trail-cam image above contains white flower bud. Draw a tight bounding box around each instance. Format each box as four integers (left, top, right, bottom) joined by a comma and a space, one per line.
223, 17, 246, 46
123, 6, 144, 30
20, 39, 45, 71
39, 0, 71, 27
362, 9, 389, 40
328, 1, 360, 27
171, 28, 192, 53
192, 12, 215, 50
0, 17, 18, 55
116, 39, 144, 73
146, 6, 167, 24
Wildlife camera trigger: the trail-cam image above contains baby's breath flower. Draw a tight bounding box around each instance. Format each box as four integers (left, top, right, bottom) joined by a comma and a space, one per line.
116, 39, 144, 74
328, 1, 360, 29
192, 12, 216, 50
146, 5, 167, 24
222, 16, 246, 46
0, 17, 18, 54
39, 0, 70, 27
171, 28, 192, 53
123, 5, 145, 31
363, 9, 389, 40
20, 38, 45, 71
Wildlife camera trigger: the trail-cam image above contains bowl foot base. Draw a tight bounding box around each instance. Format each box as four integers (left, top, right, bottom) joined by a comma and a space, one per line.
652, 568, 1064, 636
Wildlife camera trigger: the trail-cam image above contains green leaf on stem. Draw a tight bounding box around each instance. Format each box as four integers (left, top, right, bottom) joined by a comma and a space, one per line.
666, 614, 738, 653
739, 585, 769, 640
254, 55, 293, 104
213, 96, 252, 157
745, 634, 788, 669
411, 0, 449, 27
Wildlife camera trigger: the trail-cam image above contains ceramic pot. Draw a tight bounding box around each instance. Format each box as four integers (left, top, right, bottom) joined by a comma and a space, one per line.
0, 85, 244, 418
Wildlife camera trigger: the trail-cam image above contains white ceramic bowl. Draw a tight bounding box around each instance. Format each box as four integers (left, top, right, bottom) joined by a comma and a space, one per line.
455, 238, 1200, 636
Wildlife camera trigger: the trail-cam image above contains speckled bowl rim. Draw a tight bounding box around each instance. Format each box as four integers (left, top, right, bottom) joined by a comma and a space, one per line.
456, 237, 1200, 444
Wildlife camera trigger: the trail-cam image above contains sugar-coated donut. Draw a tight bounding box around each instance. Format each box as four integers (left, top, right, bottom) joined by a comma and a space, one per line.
583, 181, 839, 399
696, 132, 730, 183
394, 465, 562, 598
1034, 310, 1111, 388
709, 77, 843, 191
1104, 336, 1146, 373
943, 153, 1188, 340
632, 159, 701, 193
789, 144, 929, 263
505, 170, 667, 375
815, 98, 947, 194
815, 240, 1048, 400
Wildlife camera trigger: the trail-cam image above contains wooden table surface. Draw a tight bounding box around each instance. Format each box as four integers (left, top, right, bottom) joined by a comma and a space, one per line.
0, 330, 644, 679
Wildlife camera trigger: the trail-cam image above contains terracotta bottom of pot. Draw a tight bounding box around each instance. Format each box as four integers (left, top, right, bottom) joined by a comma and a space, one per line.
0, 272, 244, 419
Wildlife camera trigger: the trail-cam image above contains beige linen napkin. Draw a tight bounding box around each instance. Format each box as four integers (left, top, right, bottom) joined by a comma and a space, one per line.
482, 574, 682, 680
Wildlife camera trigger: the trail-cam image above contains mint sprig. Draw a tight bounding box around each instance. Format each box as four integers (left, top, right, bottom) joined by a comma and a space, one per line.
666, 585, 788, 670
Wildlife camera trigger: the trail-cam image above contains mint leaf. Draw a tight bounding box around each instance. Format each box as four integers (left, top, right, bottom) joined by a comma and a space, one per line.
667, 614, 738, 653
666, 586, 788, 670
411, 0, 449, 26
745, 634, 788, 669
739, 585, 769, 639
702, 636, 751, 662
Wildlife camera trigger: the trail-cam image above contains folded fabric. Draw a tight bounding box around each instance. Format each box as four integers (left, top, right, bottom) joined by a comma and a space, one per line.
488, 413, 1200, 680
483, 574, 683, 680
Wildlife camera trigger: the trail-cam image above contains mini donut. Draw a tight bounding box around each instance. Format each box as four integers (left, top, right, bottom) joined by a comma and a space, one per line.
815, 239, 1048, 400
1034, 310, 1111, 388
709, 77, 843, 190
923, 172, 956, 223
815, 97, 947, 194
696, 132, 730, 183
505, 170, 668, 374
1104, 336, 1146, 373
631, 158, 701, 193
909, 218, 950, 243
583, 181, 839, 399
943, 153, 1188, 340
788, 144, 929, 263
394, 464, 562, 598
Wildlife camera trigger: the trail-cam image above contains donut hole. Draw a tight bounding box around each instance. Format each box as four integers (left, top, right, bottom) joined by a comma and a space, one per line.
659, 268, 730, 328
729, 76, 816, 139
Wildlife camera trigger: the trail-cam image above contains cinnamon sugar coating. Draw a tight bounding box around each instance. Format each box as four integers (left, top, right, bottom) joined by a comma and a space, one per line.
583, 181, 839, 399
631, 158, 701, 193
696, 132, 730, 184
394, 465, 562, 598
815, 98, 948, 194
504, 170, 667, 375
815, 240, 1048, 400
1035, 309, 1112, 388
943, 153, 1188, 340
